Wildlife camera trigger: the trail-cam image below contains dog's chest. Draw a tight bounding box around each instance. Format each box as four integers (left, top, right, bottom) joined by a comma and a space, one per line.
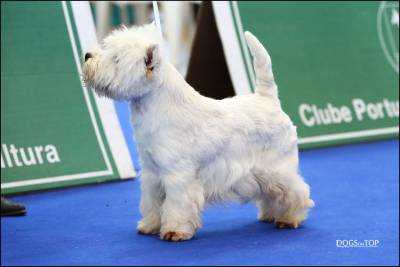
140, 146, 161, 172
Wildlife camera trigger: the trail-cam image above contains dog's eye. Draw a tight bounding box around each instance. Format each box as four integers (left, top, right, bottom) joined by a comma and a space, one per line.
149, 67, 154, 71
114, 57, 119, 64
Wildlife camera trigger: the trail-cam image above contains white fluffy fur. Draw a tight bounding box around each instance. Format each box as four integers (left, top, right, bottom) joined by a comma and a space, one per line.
83, 23, 314, 242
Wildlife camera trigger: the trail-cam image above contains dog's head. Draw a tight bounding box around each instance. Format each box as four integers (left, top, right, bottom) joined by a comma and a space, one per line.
82, 23, 164, 101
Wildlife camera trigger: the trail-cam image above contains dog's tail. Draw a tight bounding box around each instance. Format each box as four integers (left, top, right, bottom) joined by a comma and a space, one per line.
244, 31, 278, 98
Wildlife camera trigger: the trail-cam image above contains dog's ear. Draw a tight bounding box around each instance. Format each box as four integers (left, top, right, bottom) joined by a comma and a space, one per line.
145, 44, 159, 79
145, 44, 158, 68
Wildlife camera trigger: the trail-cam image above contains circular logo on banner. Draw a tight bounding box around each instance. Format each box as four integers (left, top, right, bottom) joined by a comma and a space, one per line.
378, 1, 399, 73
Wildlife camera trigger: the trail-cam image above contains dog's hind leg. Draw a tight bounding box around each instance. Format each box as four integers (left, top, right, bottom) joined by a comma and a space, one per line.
253, 169, 314, 228
256, 198, 275, 223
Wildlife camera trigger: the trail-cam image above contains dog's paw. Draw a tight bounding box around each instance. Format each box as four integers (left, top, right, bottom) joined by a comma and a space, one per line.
160, 230, 193, 242
258, 214, 275, 223
275, 221, 300, 229
137, 227, 159, 235
137, 221, 160, 235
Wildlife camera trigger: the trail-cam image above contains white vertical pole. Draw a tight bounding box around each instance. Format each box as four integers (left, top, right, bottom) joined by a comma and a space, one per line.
152, 1, 163, 37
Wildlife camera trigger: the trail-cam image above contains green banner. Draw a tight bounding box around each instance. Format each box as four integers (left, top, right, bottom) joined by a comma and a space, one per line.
1, 1, 135, 194
213, 1, 399, 149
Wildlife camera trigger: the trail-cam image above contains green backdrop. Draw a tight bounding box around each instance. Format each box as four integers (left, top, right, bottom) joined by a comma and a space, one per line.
216, 1, 399, 149
1, 2, 130, 194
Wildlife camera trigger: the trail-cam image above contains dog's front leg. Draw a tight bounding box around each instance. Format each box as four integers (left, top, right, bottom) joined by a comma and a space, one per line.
137, 171, 163, 235
159, 172, 204, 241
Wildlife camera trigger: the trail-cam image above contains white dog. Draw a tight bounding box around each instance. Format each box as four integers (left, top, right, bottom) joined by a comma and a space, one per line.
83, 23, 314, 242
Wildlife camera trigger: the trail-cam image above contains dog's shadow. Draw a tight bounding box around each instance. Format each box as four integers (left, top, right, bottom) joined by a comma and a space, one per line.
131, 219, 315, 248
139, 220, 313, 247
197, 221, 308, 243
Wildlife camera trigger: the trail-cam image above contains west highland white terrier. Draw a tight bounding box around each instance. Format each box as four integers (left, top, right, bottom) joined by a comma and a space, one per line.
83, 23, 314, 242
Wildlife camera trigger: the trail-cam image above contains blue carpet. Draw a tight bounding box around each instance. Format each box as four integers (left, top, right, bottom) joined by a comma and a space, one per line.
1, 139, 399, 266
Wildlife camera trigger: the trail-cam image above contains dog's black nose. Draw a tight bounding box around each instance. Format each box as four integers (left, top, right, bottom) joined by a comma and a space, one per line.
85, 53, 92, 62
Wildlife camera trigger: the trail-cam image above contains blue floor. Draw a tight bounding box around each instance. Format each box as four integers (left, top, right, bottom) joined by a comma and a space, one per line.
1, 139, 399, 266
